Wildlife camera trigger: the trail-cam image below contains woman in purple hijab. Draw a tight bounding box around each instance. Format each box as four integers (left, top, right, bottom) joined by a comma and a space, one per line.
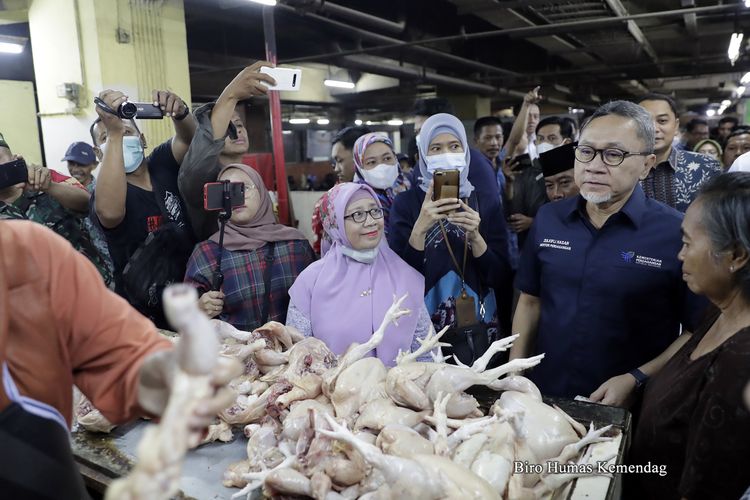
287, 182, 432, 366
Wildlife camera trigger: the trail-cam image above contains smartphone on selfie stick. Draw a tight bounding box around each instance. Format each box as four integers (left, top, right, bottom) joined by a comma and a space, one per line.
203, 181, 245, 290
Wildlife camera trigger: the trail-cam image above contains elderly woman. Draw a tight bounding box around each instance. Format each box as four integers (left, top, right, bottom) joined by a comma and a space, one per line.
287, 182, 430, 366
351, 132, 410, 235
693, 138, 723, 166
628, 173, 750, 499
388, 113, 510, 362
185, 164, 315, 330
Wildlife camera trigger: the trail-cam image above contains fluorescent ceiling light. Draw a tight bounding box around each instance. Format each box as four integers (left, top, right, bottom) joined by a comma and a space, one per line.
745, 0, 750, 7
354, 119, 363, 126
737, 85, 746, 97
289, 118, 310, 125
247, 0, 277, 5
722, 99, 732, 106
387, 119, 404, 126
728, 32, 743, 65
742, 72, 750, 84
282, 130, 292, 135
324, 79, 355, 89
317, 118, 330, 125
706, 109, 716, 117
0, 41, 23, 54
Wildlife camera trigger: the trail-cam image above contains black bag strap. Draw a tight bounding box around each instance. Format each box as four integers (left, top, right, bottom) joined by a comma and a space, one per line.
259, 242, 276, 324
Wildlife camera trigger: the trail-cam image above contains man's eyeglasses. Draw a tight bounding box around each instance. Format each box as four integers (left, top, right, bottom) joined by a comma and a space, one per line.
344, 208, 384, 223
574, 145, 652, 167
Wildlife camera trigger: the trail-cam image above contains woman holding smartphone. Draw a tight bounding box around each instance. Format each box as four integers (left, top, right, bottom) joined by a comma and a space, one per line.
184, 164, 315, 330
388, 113, 511, 360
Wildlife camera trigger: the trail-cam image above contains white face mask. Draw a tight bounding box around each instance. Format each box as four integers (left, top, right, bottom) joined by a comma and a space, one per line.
341, 245, 379, 264
359, 163, 399, 190
425, 152, 466, 173
537, 142, 561, 155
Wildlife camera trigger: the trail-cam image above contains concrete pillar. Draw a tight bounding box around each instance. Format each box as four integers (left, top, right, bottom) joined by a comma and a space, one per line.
448, 94, 491, 120
28, 0, 191, 173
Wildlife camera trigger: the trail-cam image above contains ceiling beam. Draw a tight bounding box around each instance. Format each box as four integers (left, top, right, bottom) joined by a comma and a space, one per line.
603, 0, 659, 65
277, 4, 745, 67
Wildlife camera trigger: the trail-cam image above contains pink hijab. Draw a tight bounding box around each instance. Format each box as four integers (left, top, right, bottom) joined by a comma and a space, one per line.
209, 164, 306, 251
288, 183, 425, 366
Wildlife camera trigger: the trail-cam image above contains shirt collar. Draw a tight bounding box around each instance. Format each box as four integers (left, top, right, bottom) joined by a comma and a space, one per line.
655, 147, 679, 171
566, 184, 648, 229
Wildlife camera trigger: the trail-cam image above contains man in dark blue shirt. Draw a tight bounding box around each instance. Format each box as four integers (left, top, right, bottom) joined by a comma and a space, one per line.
510, 100, 706, 400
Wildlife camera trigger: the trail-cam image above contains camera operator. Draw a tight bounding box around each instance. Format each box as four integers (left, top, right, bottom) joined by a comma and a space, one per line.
0, 134, 89, 214
91, 89, 197, 326
178, 61, 276, 241
0, 134, 111, 286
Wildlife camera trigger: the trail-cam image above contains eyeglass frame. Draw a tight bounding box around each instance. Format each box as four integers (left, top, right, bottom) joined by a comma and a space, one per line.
343, 207, 385, 224
573, 144, 653, 167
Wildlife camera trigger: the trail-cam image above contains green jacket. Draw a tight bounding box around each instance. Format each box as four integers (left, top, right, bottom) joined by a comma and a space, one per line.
0, 191, 113, 286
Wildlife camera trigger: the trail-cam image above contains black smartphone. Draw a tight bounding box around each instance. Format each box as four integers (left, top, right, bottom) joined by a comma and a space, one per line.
0, 158, 28, 189
203, 181, 246, 211
510, 153, 532, 172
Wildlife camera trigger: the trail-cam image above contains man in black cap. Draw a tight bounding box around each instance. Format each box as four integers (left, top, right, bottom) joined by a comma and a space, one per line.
62, 141, 98, 189
539, 142, 579, 202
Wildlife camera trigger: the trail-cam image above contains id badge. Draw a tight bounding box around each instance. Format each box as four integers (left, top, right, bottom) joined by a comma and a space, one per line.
455, 289, 477, 328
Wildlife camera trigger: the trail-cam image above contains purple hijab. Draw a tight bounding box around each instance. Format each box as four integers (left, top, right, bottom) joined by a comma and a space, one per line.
288, 183, 425, 366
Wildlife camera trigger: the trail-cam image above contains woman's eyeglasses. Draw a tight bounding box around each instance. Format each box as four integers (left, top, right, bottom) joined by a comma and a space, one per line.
344, 207, 384, 223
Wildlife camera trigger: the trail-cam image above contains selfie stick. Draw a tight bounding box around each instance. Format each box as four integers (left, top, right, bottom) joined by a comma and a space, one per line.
212, 180, 234, 291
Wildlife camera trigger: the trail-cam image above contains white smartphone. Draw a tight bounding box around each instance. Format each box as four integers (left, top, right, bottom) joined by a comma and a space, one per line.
259, 66, 302, 91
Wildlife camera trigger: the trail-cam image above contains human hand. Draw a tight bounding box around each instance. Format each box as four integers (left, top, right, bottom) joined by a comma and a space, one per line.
414, 181, 461, 236
523, 86, 542, 105
137, 348, 242, 431
589, 373, 638, 408
509, 213, 533, 233
448, 200, 481, 240
223, 60, 277, 101
502, 157, 518, 182
26, 160, 52, 191
199, 290, 225, 319
95, 89, 128, 134
152, 89, 189, 119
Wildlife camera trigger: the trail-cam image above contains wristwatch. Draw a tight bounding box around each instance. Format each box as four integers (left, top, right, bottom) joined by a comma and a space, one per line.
174, 105, 190, 121
628, 368, 649, 389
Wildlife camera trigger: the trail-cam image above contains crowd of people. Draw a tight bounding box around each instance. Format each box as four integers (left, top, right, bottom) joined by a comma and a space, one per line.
2, 60, 750, 499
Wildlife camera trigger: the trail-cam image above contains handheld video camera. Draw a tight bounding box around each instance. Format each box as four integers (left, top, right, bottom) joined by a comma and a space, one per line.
0, 158, 28, 190
94, 97, 163, 120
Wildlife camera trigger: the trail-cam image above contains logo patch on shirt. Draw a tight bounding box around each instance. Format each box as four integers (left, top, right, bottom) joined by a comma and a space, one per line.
540, 238, 571, 251
621, 250, 662, 269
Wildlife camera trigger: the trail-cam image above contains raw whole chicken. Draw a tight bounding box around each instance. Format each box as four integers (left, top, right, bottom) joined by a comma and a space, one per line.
105, 285, 220, 500
107, 292, 619, 500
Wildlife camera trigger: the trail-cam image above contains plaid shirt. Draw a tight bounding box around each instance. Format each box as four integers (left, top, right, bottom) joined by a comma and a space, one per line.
185, 239, 316, 331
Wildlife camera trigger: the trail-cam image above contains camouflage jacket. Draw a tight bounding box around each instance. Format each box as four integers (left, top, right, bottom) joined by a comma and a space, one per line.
0, 191, 114, 286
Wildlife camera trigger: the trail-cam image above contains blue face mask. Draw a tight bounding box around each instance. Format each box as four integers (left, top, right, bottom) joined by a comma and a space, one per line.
122, 135, 145, 173
99, 135, 144, 174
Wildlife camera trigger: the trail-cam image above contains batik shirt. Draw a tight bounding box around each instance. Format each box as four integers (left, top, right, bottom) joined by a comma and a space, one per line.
641, 148, 721, 213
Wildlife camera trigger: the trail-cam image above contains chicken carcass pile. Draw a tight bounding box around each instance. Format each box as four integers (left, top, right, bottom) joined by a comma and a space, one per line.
106, 285, 221, 500
209, 295, 616, 500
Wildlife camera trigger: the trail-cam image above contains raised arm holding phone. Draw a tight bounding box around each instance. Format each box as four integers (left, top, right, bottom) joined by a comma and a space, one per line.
178, 61, 277, 241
